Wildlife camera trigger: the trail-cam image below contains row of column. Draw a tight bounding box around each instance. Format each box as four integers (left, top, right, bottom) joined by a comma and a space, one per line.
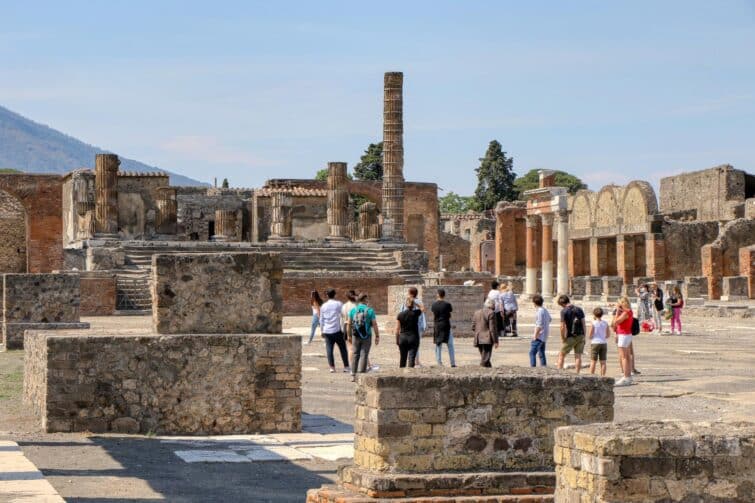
525, 210, 569, 298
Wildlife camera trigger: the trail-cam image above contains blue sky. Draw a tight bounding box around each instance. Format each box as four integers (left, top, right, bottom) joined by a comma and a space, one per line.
1, 1, 754, 195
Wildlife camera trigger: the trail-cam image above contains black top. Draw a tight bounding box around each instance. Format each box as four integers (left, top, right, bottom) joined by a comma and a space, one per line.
431, 300, 453, 344
654, 288, 664, 310
397, 309, 422, 338
560, 305, 585, 337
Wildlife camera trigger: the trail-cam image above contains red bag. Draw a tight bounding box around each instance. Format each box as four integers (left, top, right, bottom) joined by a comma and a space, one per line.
641, 320, 654, 333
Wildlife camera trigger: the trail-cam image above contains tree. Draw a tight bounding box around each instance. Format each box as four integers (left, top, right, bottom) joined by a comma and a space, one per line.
513, 169, 587, 199
471, 140, 517, 211
0, 168, 21, 174
439, 192, 474, 213
221, 178, 229, 188
315, 168, 353, 182
353, 142, 383, 181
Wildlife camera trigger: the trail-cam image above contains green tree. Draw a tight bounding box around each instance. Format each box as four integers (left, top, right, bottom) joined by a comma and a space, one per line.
439, 192, 474, 213
471, 140, 517, 211
221, 178, 229, 188
513, 169, 587, 199
315, 169, 353, 181
353, 142, 383, 181
0, 168, 21, 174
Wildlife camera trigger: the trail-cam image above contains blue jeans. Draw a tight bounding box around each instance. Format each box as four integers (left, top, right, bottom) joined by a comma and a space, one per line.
307, 314, 319, 343
435, 332, 456, 366
529, 339, 546, 367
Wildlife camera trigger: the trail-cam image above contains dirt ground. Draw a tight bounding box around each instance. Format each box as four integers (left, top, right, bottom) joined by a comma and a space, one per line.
1, 311, 753, 502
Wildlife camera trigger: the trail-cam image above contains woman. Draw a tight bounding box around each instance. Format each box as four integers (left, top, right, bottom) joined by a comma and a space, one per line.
611, 296, 634, 387
635, 283, 652, 324
500, 282, 519, 337
651, 283, 664, 334
305, 290, 324, 345
395, 297, 423, 368
670, 286, 684, 335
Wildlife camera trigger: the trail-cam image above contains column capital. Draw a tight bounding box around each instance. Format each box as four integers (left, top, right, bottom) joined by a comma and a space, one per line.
525, 214, 540, 228
557, 208, 569, 223
541, 213, 554, 226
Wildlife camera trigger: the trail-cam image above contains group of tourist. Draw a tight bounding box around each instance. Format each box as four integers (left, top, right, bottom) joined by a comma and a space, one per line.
634, 282, 685, 335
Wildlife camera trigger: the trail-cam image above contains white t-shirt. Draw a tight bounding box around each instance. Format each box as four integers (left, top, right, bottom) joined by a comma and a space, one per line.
319, 299, 343, 334
535, 306, 551, 342
591, 319, 609, 344
487, 289, 500, 312
341, 301, 356, 330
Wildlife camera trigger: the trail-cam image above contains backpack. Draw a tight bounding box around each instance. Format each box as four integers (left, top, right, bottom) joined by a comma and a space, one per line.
631, 317, 640, 336
352, 305, 370, 339
570, 307, 585, 337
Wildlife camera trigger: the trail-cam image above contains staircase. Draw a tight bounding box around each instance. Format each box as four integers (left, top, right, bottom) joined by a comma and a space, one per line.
115, 269, 151, 312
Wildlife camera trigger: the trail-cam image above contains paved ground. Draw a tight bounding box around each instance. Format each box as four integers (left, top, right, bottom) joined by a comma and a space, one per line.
0, 310, 753, 502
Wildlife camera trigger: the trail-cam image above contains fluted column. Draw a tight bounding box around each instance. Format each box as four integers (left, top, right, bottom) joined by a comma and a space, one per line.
326, 162, 350, 241
269, 191, 293, 241
525, 214, 541, 296
541, 213, 554, 297
94, 153, 120, 236
156, 187, 177, 235
358, 202, 380, 241
214, 209, 238, 242
381, 71, 405, 241
557, 209, 569, 296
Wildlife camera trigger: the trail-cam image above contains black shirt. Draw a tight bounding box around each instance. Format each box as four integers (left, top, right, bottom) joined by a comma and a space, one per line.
397, 309, 422, 337
560, 305, 585, 337
431, 300, 453, 324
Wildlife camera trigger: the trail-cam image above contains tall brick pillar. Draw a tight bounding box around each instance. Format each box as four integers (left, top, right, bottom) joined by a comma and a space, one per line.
616, 235, 635, 285
739, 245, 755, 299
525, 214, 541, 296
494, 203, 517, 276
94, 153, 120, 237
326, 162, 350, 241
155, 187, 177, 235
541, 213, 554, 297
702, 244, 723, 300
589, 237, 607, 276
381, 72, 405, 241
556, 209, 569, 296
269, 192, 293, 242
644, 232, 666, 280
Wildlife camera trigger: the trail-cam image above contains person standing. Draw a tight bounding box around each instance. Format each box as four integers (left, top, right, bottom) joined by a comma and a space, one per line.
431, 289, 456, 367
405, 287, 426, 366
319, 289, 350, 373
347, 293, 380, 381
472, 299, 499, 367
529, 294, 550, 367
588, 307, 610, 377
611, 296, 634, 386
635, 283, 652, 326
341, 290, 357, 356
501, 282, 519, 337
651, 282, 664, 334
305, 290, 324, 344
395, 298, 422, 367
487, 281, 504, 337
557, 295, 586, 373
670, 286, 684, 335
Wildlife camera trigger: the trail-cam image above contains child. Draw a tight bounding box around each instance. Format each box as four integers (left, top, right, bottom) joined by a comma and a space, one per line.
529, 294, 550, 367
588, 307, 610, 376
670, 286, 684, 335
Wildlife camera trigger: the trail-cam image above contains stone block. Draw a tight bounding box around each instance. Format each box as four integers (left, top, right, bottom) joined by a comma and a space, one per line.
583, 276, 603, 300
570, 277, 586, 297
721, 276, 749, 301
152, 252, 282, 334
683, 276, 708, 299
86, 246, 125, 270
601, 276, 622, 300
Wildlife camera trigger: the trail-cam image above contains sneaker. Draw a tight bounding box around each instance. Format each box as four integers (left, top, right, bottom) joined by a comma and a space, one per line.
632, 369, 641, 375
329, 368, 335, 373
343, 367, 350, 373
371, 365, 380, 371
615, 377, 632, 387
303, 340, 311, 345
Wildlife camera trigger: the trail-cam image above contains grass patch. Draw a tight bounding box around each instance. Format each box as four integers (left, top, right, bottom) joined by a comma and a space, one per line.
0, 350, 24, 401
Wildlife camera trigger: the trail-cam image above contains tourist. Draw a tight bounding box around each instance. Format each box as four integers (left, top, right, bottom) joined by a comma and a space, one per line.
395, 297, 423, 367
651, 282, 664, 334
529, 294, 550, 367
305, 290, 324, 344
557, 295, 586, 373
318, 289, 349, 373
405, 287, 426, 366
588, 307, 610, 377
487, 281, 503, 337
341, 289, 357, 355
635, 283, 652, 327
431, 288, 456, 367
501, 282, 519, 337
611, 296, 634, 386
670, 286, 684, 335
472, 298, 498, 367
347, 293, 380, 381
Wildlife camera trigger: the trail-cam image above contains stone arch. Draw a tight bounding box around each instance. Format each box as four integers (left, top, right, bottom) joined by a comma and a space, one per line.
621, 181, 658, 225
0, 189, 28, 273
569, 191, 592, 229
346, 180, 382, 209
594, 185, 620, 228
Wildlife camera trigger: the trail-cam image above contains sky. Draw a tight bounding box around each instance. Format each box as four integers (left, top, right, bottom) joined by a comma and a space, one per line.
1, 1, 754, 195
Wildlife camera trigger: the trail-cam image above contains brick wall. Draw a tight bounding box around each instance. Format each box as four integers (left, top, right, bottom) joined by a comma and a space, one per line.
24, 332, 301, 434
386, 284, 485, 337
404, 183, 440, 270
79, 273, 116, 316
439, 231, 470, 271
660, 165, 747, 221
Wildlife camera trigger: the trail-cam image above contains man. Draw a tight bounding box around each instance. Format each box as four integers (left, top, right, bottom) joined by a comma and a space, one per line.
557, 294, 586, 373
347, 293, 380, 381
529, 294, 550, 367
487, 281, 504, 337
405, 287, 426, 366
431, 288, 456, 367
319, 289, 350, 373
472, 298, 499, 367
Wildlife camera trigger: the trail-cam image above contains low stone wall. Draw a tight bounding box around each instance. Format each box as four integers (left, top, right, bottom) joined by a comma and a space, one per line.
23, 331, 301, 434
386, 284, 485, 337
79, 272, 116, 316
722, 276, 749, 301
554, 420, 755, 503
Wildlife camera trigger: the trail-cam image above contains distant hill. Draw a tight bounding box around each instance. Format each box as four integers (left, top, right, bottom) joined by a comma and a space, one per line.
0, 105, 207, 186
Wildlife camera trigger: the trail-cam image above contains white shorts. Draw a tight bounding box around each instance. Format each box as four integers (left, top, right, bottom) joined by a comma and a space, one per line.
617, 335, 633, 348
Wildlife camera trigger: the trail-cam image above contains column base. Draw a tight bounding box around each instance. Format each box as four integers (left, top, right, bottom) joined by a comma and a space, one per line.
268, 236, 294, 243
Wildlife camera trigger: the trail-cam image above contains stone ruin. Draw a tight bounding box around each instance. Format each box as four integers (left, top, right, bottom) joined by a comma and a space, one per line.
23, 252, 301, 434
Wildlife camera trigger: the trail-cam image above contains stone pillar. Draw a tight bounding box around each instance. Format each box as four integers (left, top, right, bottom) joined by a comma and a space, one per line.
589, 238, 607, 276
644, 232, 665, 280
76, 201, 96, 239
525, 214, 540, 296
358, 202, 380, 241
541, 214, 554, 297
701, 244, 723, 300
494, 203, 517, 276
155, 187, 177, 235
213, 209, 238, 242
616, 235, 635, 285
94, 153, 120, 237
269, 192, 293, 241
739, 245, 755, 299
326, 162, 350, 241
556, 209, 569, 296
381, 72, 405, 241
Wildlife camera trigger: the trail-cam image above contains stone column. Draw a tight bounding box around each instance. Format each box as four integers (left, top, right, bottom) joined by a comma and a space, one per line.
214, 209, 238, 241
326, 162, 350, 241
381, 72, 405, 241
616, 235, 635, 285
94, 153, 120, 237
269, 192, 293, 241
701, 244, 723, 300
540, 214, 554, 297
76, 201, 96, 240
644, 232, 666, 280
589, 238, 607, 276
525, 214, 541, 296
494, 203, 517, 276
156, 187, 177, 235
358, 202, 380, 241
557, 209, 569, 296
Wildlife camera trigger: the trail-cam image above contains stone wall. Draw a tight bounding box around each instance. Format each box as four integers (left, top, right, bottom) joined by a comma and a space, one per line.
79, 272, 116, 316
176, 187, 251, 242
439, 231, 470, 271
23, 331, 301, 434
117, 173, 170, 239
660, 165, 751, 221
403, 183, 440, 271
152, 252, 282, 334
353, 367, 614, 474
661, 220, 719, 279
554, 420, 755, 503
386, 284, 484, 337
0, 189, 27, 273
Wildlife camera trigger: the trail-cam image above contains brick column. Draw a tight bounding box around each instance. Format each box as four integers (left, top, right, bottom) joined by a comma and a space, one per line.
702, 244, 723, 300
494, 203, 517, 276
739, 245, 755, 299
589, 237, 607, 276
556, 209, 569, 296
616, 235, 635, 285
326, 162, 350, 241
94, 153, 120, 237
381, 72, 405, 241
525, 214, 541, 296
644, 232, 665, 280
541, 213, 554, 297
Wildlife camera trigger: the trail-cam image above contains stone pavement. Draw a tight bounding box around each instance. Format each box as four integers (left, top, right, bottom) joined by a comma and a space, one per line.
0, 440, 64, 502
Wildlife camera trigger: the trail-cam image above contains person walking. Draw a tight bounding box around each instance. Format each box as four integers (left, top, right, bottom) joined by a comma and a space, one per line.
395, 297, 422, 367
405, 287, 426, 366
501, 282, 519, 337
529, 294, 550, 367
651, 282, 664, 334
487, 281, 504, 337
588, 307, 610, 377
347, 293, 380, 381
670, 286, 684, 335
341, 289, 357, 355
611, 296, 634, 386
319, 289, 350, 373
305, 290, 324, 345
557, 295, 586, 373
472, 299, 499, 367
431, 289, 456, 367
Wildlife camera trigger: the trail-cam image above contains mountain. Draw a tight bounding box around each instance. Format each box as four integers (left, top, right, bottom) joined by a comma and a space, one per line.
0, 105, 207, 186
